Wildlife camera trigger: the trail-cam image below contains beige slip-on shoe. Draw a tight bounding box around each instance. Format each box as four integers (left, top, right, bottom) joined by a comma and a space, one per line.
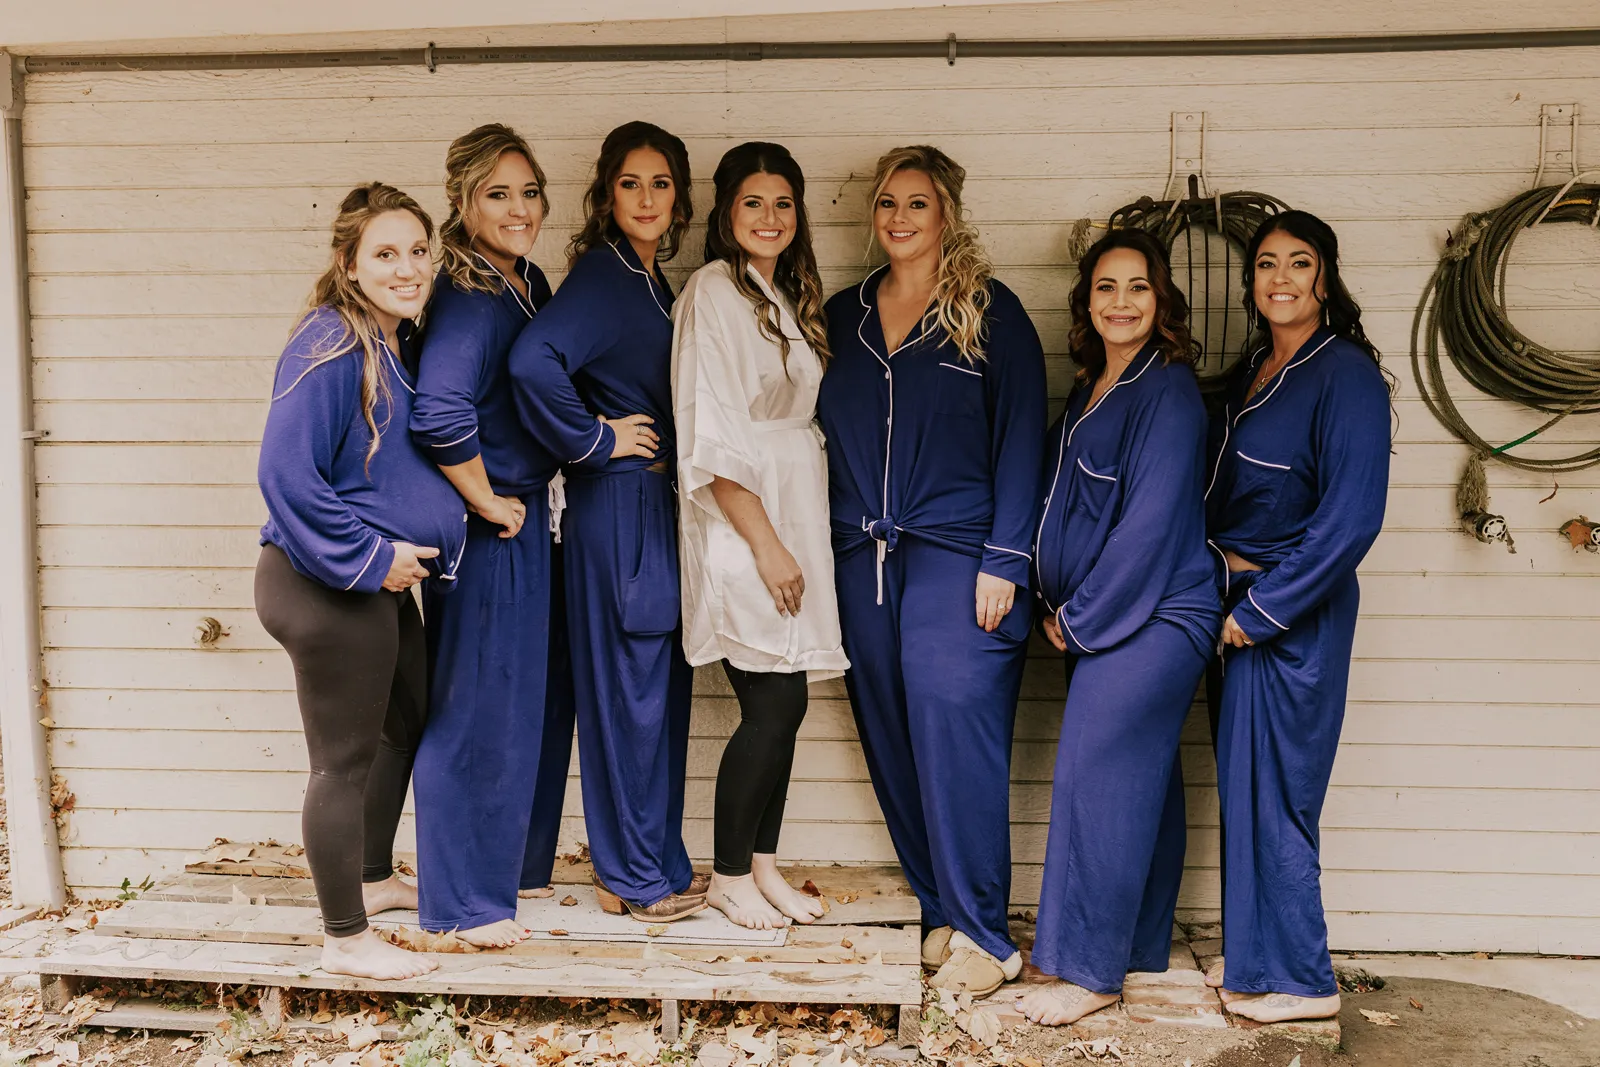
928, 930, 1024, 998
922, 925, 954, 971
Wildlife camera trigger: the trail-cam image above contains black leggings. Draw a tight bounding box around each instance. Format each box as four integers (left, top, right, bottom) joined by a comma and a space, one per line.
713, 663, 809, 877
254, 545, 428, 936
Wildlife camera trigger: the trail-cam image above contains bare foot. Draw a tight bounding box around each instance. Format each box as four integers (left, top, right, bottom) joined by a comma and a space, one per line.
452, 919, 530, 948
1015, 981, 1119, 1026
707, 872, 789, 930
1226, 991, 1341, 1023
751, 853, 824, 924
518, 885, 555, 899
362, 875, 418, 916
321, 928, 438, 980
1204, 957, 1225, 988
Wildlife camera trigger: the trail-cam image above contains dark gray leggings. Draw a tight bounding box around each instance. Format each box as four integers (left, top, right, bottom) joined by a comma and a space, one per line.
713, 662, 809, 877
254, 544, 427, 936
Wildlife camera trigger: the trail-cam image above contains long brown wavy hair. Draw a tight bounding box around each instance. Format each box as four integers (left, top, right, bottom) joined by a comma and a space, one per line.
704, 142, 830, 367
439, 123, 549, 295
1067, 228, 1196, 383
868, 145, 992, 365
280, 182, 434, 471
568, 121, 693, 266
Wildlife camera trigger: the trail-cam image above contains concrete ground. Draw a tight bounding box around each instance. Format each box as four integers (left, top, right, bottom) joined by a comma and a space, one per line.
1339, 952, 1600, 1020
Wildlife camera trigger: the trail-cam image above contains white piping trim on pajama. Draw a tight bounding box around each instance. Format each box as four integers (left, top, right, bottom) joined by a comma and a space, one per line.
573, 421, 608, 464
1075, 457, 1117, 482
938, 361, 983, 377
1247, 588, 1289, 630
984, 542, 1031, 560
1236, 450, 1290, 471
1058, 606, 1095, 654
345, 539, 384, 591
431, 428, 479, 448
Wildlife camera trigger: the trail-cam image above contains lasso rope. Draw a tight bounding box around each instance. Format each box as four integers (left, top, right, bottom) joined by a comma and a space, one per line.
1410, 180, 1600, 475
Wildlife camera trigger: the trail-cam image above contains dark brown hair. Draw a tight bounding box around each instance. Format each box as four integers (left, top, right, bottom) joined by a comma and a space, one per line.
568, 121, 693, 265
705, 142, 830, 367
1068, 228, 1196, 383
1242, 210, 1381, 363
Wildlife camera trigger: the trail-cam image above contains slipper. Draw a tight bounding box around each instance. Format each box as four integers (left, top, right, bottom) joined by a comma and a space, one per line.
928, 931, 1023, 998
922, 926, 954, 971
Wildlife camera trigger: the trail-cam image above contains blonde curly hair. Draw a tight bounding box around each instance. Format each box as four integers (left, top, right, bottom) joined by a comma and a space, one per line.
438, 124, 549, 295
867, 145, 993, 364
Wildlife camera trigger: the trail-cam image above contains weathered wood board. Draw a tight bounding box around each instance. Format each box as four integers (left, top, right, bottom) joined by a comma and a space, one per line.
98, 899, 920, 966
39, 933, 923, 1003
145, 862, 921, 926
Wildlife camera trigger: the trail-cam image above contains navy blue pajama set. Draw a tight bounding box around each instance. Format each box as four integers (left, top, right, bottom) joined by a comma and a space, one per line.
816, 271, 1047, 964
408, 256, 576, 931
510, 241, 695, 910
1029, 343, 1221, 994
1206, 328, 1390, 998
255, 307, 467, 936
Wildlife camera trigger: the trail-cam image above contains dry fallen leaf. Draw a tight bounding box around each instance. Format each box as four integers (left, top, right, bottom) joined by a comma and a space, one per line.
840, 938, 853, 949
833, 892, 860, 905
332, 1013, 380, 1051
310, 1011, 335, 1025
1409, 997, 1424, 1011
1472, 951, 1491, 960
800, 880, 822, 897
646, 924, 667, 937
560, 895, 579, 907
1359, 1009, 1400, 1027
549, 928, 569, 936
1019, 1058, 1044, 1067
171, 1037, 199, 1052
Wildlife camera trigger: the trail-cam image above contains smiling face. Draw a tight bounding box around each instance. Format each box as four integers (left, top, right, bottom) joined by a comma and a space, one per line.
466, 149, 544, 267
611, 147, 677, 252
1087, 246, 1158, 355
872, 168, 943, 268
347, 209, 432, 331
1253, 228, 1326, 334
730, 172, 797, 277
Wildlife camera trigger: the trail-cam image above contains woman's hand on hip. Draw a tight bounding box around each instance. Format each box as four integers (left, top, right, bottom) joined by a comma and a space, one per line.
604, 413, 659, 460
754, 540, 805, 617
1221, 613, 1254, 648
473, 494, 526, 539
383, 542, 438, 592
975, 572, 1015, 633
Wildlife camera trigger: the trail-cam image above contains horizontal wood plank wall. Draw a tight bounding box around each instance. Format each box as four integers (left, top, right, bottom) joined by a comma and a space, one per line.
21, 2, 1600, 953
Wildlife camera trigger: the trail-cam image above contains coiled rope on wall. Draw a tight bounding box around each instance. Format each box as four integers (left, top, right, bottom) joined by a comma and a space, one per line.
1411, 179, 1600, 472
1411, 178, 1600, 551
1094, 187, 1292, 393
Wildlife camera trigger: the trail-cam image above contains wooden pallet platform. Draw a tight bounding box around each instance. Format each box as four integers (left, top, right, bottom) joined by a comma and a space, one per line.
149, 863, 921, 927
41, 932, 920, 1004
44, 871, 927, 1041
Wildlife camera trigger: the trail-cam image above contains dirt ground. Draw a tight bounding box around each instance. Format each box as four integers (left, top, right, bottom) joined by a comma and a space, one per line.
1208, 976, 1600, 1067
7, 973, 1592, 1067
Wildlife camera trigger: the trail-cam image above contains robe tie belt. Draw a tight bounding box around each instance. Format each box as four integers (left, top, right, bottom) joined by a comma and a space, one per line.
863, 516, 902, 606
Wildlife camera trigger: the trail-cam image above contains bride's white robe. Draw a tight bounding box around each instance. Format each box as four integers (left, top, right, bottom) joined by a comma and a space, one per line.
672, 259, 849, 681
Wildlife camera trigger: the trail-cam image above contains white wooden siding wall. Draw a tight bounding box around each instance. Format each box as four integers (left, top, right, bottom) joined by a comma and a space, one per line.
20, 8, 1600, 953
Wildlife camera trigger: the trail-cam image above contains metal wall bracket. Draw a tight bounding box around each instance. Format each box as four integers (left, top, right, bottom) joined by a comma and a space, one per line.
1162, 111, 1208, 201
0, 53, 20, 119
1533, 103, 1579, 187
